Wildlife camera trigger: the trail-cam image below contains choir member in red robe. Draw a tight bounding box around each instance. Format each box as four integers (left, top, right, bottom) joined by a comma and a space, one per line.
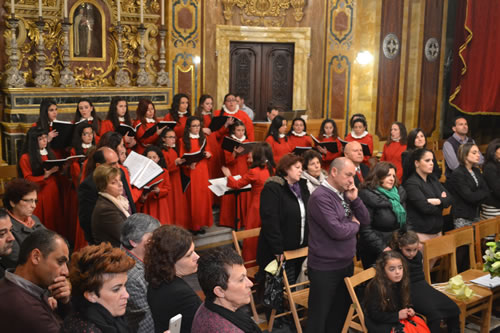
179, 116, 213, 233
287, 117, 313, 151
138, 146, 172, 225
222, 142, 274, 261
157, 129, 190, 228
163, 93, 191, 140
33, 99, 65, 158
213, 93, 255, 141
134, 99, 163, 155
100, 97, 136, 151
265, 115, 291, 165
344, 113, 373, 166
381, 122, 407, 183
74, 99, 102, 144
315, 119, 343, 170
18, 127, 63, 234
219, 120, 250, 228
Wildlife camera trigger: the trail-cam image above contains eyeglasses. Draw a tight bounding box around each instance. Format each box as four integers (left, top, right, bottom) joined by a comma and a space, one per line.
21, 199, 38, 204
225, 99, 237, 102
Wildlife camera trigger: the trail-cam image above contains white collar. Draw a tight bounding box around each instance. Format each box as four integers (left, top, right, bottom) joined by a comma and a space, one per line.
279, 133, 286, 138
84, 116, 94, 122
167, 144, 175, 148
82, 143, 92, 149
222, 105, 238, 115
49, 121, 53, 127
391, 137, 400, 142
189, 133, 200, 139
323, 134, 333, 138
118, 116, 125, 122
39, 148, 48, 156
146, 118, 156, 123
231, 134, 246, 142
291, 131, 307, 137
350, 130, 368, 139
321, 180, 344, 200
201, 111, 212, 116
178, 110, 188, 117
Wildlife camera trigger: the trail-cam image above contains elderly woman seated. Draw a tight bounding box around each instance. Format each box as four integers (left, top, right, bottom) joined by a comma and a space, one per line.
91, 164, 130, 246
192, 247, 261, 333
62, 242, 135, 332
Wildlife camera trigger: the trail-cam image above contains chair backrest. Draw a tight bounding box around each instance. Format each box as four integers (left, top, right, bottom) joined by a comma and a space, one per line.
422, 234, 457, 283
446, 225, 476, 269
283, 247, 309, 291
0, 165, 18, 207
343, 267, 376, 333
474, 217, 500, 264
232, 228, 260, 264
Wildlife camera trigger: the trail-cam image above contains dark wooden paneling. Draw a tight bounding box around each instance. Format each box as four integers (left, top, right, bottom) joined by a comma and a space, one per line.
331, 69, 346, 119
418, 0, 444, 136
178, 69, 193, 104
230, 42, 260, 112
376, 0, 404, 140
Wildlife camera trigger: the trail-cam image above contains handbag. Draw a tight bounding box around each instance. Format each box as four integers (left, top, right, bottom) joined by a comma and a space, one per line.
391, 316, 430, 333
263, 261, 284, 310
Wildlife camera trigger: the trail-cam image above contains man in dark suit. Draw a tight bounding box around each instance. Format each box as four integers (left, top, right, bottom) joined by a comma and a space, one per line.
344, 141, 369, 187
0, 229, 70, 332
0, 208, 15, 278
78, 147, 137, 243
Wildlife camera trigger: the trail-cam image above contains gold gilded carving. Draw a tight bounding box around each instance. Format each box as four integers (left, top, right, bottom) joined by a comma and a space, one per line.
221, 0, 306, 26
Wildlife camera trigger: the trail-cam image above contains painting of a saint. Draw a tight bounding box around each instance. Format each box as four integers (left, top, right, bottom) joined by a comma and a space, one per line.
72, 3, 103, 59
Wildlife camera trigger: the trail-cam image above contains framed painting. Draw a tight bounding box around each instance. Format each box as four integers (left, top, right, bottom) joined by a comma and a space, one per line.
69, 0, 106, 61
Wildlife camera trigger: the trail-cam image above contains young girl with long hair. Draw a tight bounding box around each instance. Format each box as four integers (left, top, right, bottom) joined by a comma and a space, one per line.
34, 99, 59, 143
74, 99, 101, 143
134, 99, 163, 154
164, 93, 191, 139
218, 120, 250, 228
100, 97, 136, 150
381, 122, 408, 183
316, 118, 342, 170
287, 117, 312, 151
179, 116, 213, 233
364, 251, 429, 333
157, 129, 189, 228
391, 230, 460, 333
138, 146, 172, 225
70, 122, 95, 187
222, 142, 274, 260
18, 127, 62, 233
401, 128, 441, 184
265, 115, 291, 165
345, 114, 373, 166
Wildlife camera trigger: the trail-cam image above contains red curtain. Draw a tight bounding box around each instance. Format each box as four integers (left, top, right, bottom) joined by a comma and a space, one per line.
449, 0, 500, 115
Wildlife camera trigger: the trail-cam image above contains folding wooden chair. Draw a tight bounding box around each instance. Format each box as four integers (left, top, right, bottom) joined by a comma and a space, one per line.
474, 217, 500, 265
423, 234, 493, 333
268, 247, 309, 333
232, 228, 261, 322
342, 267, 375, 333
446, 225, 478, 271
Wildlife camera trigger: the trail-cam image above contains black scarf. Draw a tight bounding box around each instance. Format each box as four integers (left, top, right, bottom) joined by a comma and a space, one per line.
204, 299, 262, 333
82, 301, 131, 333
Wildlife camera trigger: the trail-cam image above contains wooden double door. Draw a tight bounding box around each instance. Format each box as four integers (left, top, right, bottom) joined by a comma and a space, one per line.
229, 42, 294, 120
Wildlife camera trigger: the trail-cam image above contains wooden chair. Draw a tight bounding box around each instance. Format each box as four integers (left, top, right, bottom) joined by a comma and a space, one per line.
423, 234, 493, 333
446, 225, 478, 271
231, 228, 261, 322
268, 247, 309, 333
474, 217, 500, 265
0, 165, 18, 207
342, 267, 375, 333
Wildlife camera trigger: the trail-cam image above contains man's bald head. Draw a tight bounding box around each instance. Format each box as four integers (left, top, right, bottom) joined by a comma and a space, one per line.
344, 141, 363, 165
327, 157, 356, 192
100, 147, 119, 168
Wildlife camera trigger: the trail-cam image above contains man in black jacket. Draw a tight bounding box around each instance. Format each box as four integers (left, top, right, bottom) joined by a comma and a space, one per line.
78, 147, 136, 243
0, 208, 15, 278
344, 141, 369, 187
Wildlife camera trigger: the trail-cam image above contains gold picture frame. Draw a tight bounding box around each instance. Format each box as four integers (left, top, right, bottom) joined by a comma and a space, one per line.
69, 0, 106, 61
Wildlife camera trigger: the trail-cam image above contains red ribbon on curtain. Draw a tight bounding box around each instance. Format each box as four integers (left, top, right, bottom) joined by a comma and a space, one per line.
449, 0, 500, 115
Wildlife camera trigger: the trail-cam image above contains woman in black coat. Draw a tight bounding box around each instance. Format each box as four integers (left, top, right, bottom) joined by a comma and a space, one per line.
257, 153, 310, 283
359, 162, 407, 268
482, 139, 500, 217
401, 128, 441, 184
449, 143, 490, 228
405, 148, 451, 241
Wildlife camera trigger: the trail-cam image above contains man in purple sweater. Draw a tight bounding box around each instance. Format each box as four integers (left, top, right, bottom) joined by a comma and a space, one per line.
306, 157, 369, 333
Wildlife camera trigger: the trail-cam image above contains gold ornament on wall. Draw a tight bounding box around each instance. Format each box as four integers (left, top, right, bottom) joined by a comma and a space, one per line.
221, 0, 307, 26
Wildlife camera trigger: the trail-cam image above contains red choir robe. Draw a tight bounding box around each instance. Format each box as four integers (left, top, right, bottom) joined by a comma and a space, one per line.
381, 141, 407, 183
265, 136, 291, 165
227, 167, 271, 261
19, 153, 63, 234
99, 119, 116, 136
163, 113, 188, 142
86, 119, 101, 144
345, 132, 374, 166
219, 139, 250, 228
137, 170, 172, 225
179, 138, 213, 231
287, 132, 313, 151
316, 136, 342, 170
213, 109, 255, 141
162, 147, 190, 228
134, 120, 159, 155
31, 122, 66, 159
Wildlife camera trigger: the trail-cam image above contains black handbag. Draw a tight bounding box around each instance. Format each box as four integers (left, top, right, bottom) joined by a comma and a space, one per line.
263, 261, 284, 310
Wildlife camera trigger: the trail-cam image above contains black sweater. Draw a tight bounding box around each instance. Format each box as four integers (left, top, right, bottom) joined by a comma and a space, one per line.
483, 161, 500, 207
449, 166, 490, 220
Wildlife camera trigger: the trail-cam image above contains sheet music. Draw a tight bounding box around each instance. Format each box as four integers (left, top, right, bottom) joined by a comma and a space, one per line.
208, 175, 251, 197
470, 274, 500, 288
